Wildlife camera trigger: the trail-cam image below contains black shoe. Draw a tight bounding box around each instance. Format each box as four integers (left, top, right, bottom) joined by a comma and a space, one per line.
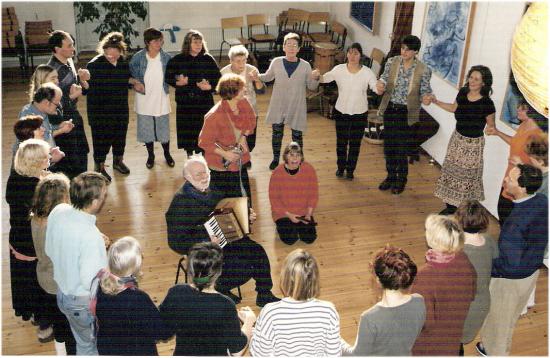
408, 153, 420, 164
220, 290, 242, 305
186, 151, 193, 158
113, 157, 130, 174
95, 163, 112, 182
345, 171, 354, 180
335, 169, 344, 178
378, 178, 393, 191
391, 181, 406, 195
164, 152, 175, 167
256, 291, 281, 307
269, 160, 279, 170
475, 342, 487, 357
459, 343, 464, 356
146, 155, 155, 169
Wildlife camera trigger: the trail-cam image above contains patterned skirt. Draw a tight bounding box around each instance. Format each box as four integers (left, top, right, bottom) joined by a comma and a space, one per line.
434, 130, 485, 207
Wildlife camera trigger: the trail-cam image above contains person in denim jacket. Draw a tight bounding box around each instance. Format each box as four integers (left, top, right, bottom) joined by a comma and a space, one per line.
129, 27, 175, 169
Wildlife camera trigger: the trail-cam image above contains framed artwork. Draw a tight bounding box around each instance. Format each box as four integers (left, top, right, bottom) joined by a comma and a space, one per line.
419, 2, 476, 88
350, 2, 377, 33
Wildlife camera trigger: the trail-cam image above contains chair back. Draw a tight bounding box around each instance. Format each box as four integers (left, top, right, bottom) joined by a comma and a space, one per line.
330, 20, 347, 49
25, 20, 52, 46
221, 16, 244, 30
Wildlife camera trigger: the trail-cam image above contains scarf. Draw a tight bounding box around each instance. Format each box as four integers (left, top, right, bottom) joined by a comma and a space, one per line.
425, 249, 456, 264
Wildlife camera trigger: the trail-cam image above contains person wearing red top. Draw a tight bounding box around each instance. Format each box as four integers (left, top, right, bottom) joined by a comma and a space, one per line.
411, 214, 476, 356
199, 73, 256, 199
269, 142, 319, 245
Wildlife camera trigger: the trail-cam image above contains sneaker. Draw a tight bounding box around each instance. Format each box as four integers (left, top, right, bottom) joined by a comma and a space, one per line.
335, 169, 344, 178
37, 325, 54, 343
475, 342, 487, 357
378, 178, 393, 191
220, 290, 242, 305
256, 291, 281, 307
269, 160, 279, 170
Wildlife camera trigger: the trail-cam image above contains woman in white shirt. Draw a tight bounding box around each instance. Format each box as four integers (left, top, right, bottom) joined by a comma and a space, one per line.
321, 43, 380, 180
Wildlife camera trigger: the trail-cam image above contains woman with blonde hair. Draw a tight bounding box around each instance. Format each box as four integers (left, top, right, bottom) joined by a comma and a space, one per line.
31, 173, 76, 354
411, 214, 476, 356
250, 249, 341, 356
94, 236, 170, 355
160, 242, 257, 356
28, 64, 59, 102
6, 139, 51, 326
87, 31, 138, 181
166, 29, 221, 157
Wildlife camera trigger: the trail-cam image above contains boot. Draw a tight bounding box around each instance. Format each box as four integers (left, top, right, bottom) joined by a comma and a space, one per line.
113, 155, 130, 175
145, 142, 155, 169
94, 162, 112, 182
162, 141, 175, 167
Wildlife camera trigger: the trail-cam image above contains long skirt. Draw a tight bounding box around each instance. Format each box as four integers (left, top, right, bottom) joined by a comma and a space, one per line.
434, 130, 485, 207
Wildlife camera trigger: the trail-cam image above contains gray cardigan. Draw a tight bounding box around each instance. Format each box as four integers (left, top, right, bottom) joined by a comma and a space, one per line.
259, 57, 319, 132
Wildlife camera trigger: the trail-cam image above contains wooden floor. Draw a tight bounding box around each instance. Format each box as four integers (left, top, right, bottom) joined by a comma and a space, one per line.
1, 68, 547, 355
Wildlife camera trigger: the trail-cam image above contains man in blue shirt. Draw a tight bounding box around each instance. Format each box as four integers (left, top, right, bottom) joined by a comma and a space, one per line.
477, 164, 548, 356
46, 171, 110, 355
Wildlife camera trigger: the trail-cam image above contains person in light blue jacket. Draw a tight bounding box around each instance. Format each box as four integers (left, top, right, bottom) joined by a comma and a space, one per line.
129, 27, 175, 169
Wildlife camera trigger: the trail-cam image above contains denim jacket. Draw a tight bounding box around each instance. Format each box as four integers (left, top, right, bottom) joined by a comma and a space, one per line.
129, 48, 172, 94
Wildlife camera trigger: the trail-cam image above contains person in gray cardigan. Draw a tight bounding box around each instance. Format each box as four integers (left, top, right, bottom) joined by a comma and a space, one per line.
254, 33, 320, 170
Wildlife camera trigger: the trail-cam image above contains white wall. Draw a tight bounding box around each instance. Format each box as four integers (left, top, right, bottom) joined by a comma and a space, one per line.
329, 1, 526, 217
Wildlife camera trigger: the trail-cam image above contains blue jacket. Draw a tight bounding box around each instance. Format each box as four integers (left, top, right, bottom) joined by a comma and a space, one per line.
129, 48, 172, 94
492, 193, 548, 279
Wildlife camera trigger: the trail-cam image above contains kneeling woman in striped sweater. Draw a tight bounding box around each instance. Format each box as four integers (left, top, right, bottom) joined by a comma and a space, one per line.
250, 249, 341, 356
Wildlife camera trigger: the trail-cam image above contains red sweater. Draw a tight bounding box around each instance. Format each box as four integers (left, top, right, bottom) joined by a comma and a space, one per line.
268, 162, 319, 221
411, 251, 476, 356
199, 99, 256, 172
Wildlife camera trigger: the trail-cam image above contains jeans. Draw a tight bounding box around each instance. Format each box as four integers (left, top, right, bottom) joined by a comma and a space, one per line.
57, 290, 98, 355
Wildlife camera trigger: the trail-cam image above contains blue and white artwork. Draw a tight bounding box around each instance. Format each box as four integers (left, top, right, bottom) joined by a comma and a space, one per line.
420, 2, 473, 87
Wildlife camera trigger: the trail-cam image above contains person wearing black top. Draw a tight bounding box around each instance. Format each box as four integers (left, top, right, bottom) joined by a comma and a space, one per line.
159, 242, 256, 356
165, 30, 221, 157
46, 30, 90, 179
86, 32, 137, 181
429, 65, 496, 214
95, 237, 170, 355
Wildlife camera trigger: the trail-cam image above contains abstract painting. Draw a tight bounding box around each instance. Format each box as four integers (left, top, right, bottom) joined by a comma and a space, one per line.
419, 2, 475, 87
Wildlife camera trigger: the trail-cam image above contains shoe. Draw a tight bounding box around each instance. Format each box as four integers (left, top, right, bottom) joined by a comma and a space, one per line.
408, 153, 420, 164
335, 169, 344, 178
186, 151, 193, 158
475, 342, 487, 356
244, 161, 252, 169
30, 314, 39, 326
459, 343, 464, 356
146, 155, 155, 169
113, 156, 130, 174
269, 160, 279, 170
37, 325, 54, 343
345, 171, 354, 180
256, 291, 281, 307
94, 162, 112, 182
378, 178, 393, 191
391, 181, 406, 195
220, 290, 242, 305
164, 152, 175, 167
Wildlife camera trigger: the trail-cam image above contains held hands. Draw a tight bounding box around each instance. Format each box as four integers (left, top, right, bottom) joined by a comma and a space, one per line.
311, 69, 321, 81
101, 232, 112, 249
484, 126, 498, 136
238, 306, 257, 324
59, 120, 75, 134
376, 80, 386, 94
69, 84, 83, 99
509, 155, 523, 166
77, 68, 91, 82
176, 74, 189, 86
133, 81, 145, 94
248, 68, 260, 82
196, 79, 211, 91
50, 147, 65, 163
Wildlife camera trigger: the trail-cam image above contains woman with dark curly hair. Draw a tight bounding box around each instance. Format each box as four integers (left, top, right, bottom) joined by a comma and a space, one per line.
165, 30, 221, 157
430, 65, 496, 215
342, 245, 425, 356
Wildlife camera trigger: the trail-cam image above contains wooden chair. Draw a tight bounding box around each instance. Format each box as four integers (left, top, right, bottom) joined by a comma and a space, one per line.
2, 7, 26, 76
246, 14, 276, 52
306, 12, 331, 43
25, 20, 53, 71
368, 47, 385, 77
286, 8, 309, 36
219, 16, 250, 62
329, 20, 347, 50
175, 255, 242, 300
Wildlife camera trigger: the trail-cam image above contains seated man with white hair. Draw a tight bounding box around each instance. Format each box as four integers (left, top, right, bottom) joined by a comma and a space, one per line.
165, 155, 280, 307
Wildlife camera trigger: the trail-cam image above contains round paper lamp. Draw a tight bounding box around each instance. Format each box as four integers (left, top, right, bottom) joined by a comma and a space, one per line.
511, 2, 548, 117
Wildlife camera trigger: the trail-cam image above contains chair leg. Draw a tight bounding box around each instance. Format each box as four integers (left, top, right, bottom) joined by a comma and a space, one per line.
237, 286, 242, 300
175, 256, 187, 285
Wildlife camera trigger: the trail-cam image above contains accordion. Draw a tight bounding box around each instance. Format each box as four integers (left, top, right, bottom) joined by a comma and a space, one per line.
204, 197, 249, 248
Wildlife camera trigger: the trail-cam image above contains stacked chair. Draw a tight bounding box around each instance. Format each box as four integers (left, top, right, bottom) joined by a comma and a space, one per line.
2, 7, 26, 76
